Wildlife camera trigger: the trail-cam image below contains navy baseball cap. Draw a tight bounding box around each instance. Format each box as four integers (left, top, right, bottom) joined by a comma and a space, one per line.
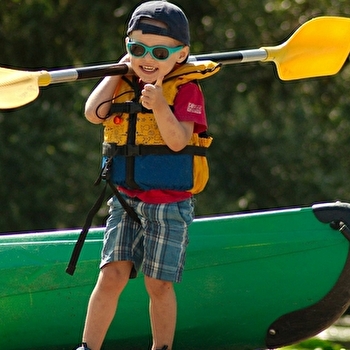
127, 1, 190, 46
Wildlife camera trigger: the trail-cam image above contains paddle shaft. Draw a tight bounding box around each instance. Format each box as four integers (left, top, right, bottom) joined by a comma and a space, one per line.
46, 49, 267, 85
190, 48, 267, 65
47, 62, 130, 85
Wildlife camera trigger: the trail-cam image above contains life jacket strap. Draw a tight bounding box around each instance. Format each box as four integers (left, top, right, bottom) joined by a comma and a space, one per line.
102, 142, 208, 157
109, 101, 152, 114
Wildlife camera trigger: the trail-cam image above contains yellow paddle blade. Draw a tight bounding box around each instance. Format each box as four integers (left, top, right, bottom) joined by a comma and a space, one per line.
0, 68, 50, 109
263, 16, 350, 80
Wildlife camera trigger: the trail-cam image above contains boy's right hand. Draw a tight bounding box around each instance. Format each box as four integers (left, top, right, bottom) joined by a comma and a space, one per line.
119, 53, 130, 63
141, 75, 166, 111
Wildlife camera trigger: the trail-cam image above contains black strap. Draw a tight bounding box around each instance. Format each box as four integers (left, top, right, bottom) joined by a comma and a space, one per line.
100, 156, 141, 225
109, 101, 151, 114
102, 143, 208, 157
124, 78, 142, 190
65, 181, 107, 276
66, 157, 140, 276
106, 179, 141, 225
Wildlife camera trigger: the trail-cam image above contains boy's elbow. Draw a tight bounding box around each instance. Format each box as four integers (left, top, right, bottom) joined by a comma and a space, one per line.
168, 140, 188, 152
170, 145, 184, 152
167, 128, 193, 151
85, 104, 101, 124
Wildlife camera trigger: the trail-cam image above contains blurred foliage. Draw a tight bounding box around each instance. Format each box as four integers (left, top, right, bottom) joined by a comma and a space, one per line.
1, 0, 350, 231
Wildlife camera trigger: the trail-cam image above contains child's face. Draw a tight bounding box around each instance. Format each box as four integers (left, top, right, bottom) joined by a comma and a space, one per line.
126, 31, 189, 84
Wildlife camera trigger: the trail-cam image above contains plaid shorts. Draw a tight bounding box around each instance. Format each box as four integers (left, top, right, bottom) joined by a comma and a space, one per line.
100, 194, 194, 283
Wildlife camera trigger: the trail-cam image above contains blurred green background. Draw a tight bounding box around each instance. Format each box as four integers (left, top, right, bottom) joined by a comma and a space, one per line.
1, 0, 350, 232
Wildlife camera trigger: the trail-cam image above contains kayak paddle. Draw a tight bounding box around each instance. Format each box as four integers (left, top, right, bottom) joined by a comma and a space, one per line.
0, 16, 349, 109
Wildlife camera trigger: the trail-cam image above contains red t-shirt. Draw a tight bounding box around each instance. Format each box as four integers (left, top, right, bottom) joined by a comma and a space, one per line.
119, 81, 208, 204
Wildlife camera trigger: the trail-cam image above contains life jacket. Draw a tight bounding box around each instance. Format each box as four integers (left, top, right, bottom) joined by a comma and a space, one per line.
102, 60, 221, 194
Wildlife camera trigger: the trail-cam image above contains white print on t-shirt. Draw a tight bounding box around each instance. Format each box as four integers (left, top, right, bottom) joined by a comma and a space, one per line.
187, 103, 202, 114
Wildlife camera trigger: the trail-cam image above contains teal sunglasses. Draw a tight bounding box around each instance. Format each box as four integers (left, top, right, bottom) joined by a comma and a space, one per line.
127, 41, 184, 61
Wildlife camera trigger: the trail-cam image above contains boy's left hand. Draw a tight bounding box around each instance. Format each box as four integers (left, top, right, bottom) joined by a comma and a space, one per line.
141, 76, 166, 110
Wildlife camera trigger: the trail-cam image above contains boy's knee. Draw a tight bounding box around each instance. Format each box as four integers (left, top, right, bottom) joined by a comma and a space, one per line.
144, 277, 174, 298
98, 261, 133, 289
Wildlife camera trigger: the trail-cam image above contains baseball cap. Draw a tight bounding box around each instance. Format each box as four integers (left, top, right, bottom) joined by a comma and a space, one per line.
127, 1, 190, 46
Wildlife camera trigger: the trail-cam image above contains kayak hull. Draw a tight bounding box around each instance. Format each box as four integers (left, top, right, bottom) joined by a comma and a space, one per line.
1, 202, 350, 349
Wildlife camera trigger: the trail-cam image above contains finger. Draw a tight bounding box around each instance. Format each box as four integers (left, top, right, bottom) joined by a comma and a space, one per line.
143, 84, 153, 91
119, 53, 130, 63
155, 75, 164, 87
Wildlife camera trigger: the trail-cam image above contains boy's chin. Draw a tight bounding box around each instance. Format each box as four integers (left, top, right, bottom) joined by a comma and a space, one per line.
140, 75, 158, 84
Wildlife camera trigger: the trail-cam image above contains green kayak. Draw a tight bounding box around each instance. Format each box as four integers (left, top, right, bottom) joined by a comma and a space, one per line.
1, 201, 350, 350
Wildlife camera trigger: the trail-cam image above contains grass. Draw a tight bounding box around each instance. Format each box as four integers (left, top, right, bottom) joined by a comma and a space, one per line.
283, 338, 346, 350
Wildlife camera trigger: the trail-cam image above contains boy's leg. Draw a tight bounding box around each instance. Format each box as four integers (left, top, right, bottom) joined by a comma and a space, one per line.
138, 199, 193, 350
81, 260, 133, 350
144, 276, 177, 350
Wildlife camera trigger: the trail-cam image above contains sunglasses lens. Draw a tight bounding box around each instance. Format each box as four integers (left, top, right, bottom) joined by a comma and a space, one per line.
152, 48, 169, 60
129, 43, 146, 57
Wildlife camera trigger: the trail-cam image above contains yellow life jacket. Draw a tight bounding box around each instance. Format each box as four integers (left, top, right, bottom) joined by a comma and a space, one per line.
102, 61, 220, 194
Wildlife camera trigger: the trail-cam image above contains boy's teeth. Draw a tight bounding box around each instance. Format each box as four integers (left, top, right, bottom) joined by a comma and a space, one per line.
143, 66, 156, 72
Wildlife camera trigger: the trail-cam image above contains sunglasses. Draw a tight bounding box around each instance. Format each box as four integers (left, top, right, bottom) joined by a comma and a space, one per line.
127, 41, 184, 61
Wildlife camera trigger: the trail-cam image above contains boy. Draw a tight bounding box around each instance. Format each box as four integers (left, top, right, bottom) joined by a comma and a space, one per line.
77, 1, 219, 349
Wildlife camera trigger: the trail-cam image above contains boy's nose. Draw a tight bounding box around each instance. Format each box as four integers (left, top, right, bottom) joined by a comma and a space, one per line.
144, 52, 154, 60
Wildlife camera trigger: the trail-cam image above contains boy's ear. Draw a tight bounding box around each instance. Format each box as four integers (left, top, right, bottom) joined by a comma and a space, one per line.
177, 46, 190, 63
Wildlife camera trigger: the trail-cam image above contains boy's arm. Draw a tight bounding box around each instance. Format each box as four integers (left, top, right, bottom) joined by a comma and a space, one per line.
141, 76, 194, 152
84, 75, 122, 124
85, 55, 130, 124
